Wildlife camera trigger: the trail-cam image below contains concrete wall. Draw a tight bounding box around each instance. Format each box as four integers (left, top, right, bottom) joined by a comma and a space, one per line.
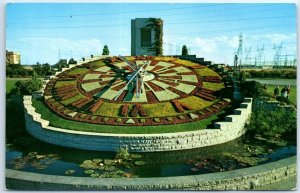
131, 18, 156, 56
24, 95, 252, 152
6, 155, 296, 190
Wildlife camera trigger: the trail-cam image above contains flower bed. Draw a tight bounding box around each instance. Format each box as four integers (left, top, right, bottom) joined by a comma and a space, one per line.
203, 76, 222, 83
41, 56, 231, 127
89, 99, 104, 113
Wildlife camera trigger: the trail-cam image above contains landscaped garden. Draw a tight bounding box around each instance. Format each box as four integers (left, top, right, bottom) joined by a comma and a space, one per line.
38, 56, 231, 132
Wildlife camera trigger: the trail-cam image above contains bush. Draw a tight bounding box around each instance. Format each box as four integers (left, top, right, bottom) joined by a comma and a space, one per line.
247, 108, 296, 136
10, 74, 42, 95
240, 81, 267, 98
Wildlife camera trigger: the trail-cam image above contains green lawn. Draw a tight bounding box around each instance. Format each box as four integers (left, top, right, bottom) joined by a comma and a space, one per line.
32, 98, 225, 134
6, 79, 19, 93
266, 85, 296, 105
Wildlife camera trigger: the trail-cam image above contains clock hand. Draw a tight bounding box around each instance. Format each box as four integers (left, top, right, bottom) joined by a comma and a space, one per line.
114, 68, 140, 100
114, 61, 149, 100
118, 55, 136, 71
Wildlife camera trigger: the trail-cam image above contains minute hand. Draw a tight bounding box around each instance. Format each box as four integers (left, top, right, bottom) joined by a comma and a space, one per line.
119, 55, 136, 71
114, 62, 149, 101
114, 69, 141, 100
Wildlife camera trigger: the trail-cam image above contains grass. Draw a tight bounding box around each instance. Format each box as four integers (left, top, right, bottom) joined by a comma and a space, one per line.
61, 93, 85, 105
54, 80, 77, 88
6, 79, 19, 93
266, 85, 296, 105
67, 68, 89, 75
195, 68, 220, 77
202, 82, 225, 92
32, 98, 225, 134
89, 60, 106, 68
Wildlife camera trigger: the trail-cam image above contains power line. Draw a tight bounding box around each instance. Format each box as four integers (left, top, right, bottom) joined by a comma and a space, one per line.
7, 15, 294, 29
7, 4, 288, 25
7, 4, 220, 20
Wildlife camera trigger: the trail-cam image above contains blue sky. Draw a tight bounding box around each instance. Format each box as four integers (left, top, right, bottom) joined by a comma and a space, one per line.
6, 3, 296, 65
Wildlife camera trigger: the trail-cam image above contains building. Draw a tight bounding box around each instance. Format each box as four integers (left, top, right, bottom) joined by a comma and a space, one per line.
6, 50, 21, 65
131, 18, 162, 56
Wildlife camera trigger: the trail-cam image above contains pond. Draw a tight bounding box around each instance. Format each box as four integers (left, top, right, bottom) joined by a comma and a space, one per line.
6, 96, 296, 179
246, 78, 296, 86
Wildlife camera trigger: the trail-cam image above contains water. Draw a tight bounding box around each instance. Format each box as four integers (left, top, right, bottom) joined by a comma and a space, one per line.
6, 96, 296, 178
6, 130, 296, 178
247, 78, 296, 86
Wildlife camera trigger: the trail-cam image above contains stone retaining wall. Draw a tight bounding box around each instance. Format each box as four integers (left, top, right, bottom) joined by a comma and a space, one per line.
5, 156, 296, 190
23, 96, 252, 152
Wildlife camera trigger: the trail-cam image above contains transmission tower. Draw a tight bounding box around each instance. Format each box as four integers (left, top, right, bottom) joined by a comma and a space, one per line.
284, 54, 288, 66
234, 33, 243, 71
58, 48, 61, 61
273, 42, 283, 66
256, 45, 265, 66
244, 46, 252, 66
175, 44, 180, 55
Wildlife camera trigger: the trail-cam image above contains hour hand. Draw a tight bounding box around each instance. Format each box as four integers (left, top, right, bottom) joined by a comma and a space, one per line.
118, 55, 137, 71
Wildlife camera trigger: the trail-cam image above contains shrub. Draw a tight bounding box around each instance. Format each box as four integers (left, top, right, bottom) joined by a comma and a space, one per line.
240, 81, 267, 98
11, 74, 43, 95
247, 108, 296, 136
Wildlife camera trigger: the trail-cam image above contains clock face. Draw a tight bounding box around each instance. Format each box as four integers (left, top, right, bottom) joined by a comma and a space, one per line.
44, 56, 230, 126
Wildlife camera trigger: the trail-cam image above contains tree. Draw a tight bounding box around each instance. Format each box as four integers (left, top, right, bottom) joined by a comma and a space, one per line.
102, 45, 110, 55
11, 72, 42, 95
6, 64, 30, 78
182, 45, 188, 55
68, 58, 77, 64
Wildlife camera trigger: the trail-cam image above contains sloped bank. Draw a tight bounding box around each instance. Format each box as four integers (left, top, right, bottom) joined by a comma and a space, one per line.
6, 155, 296, 190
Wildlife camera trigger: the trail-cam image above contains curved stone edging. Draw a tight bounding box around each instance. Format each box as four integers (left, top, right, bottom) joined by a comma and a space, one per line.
5, 155, 296, 190
23, 96, 252, 152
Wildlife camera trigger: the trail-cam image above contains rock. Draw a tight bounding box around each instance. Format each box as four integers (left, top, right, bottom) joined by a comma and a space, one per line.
125, 119, 135, 124
189, 113, 199, 120
65, 170, 76, 175
67, 112, 77, 117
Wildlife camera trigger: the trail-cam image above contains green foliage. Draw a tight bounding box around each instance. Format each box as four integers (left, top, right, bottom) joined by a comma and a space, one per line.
244, 69, 296, 79
102, 45, 110, 55
33, 63, 55, 77
240, 81, 267, 98
6, 64, 33, 78
182, 45, 188, 55
247, 108, 296, 136
145, 18, 163, 56
10, 74, 43, 95
68, 58, 77, 64
238, 71, 247, 82
53, 60, 68, 71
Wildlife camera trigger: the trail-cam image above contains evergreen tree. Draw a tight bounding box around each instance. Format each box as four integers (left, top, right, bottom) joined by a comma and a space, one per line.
182, 45, 188, 55
102, 45, 110, 55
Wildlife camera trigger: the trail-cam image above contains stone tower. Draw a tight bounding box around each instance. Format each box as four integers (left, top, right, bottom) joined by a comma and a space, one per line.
131, 18, 162, 56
